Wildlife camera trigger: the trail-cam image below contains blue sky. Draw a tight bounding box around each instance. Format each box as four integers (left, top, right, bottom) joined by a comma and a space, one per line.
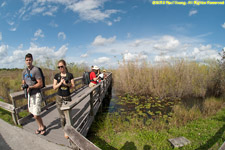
0, 0, 224, 68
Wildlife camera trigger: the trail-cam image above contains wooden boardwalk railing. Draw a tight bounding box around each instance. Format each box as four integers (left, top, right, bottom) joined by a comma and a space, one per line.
8, 76, 83, 125
61, 73, 112, 136
0, 72, 112, 150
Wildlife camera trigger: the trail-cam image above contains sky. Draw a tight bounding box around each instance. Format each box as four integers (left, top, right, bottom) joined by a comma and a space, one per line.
0, 0, 224, 69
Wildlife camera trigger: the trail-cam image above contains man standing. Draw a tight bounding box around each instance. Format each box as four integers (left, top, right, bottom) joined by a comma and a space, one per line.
22, 53, 46, 135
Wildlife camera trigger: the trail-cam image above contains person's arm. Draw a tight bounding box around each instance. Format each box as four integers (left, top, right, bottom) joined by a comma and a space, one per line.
29, 78, 43, 89
63, 78, 75, 90
53, 78, 64, 90
70, 79, 75, 88
21, 80, 25, 90
92, 73, 99, 81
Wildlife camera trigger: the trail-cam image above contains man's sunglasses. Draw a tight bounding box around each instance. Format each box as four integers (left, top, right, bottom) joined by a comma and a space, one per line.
57, 66, 64, 69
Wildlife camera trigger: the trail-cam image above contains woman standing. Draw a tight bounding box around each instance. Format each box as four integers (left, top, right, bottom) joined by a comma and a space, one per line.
53, 60, 74, 137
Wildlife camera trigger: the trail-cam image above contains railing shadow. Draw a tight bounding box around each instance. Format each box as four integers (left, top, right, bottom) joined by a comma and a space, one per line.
196, 118, 225, 150
0, 134, 11, 150
45, 118, 61, 135
89, 136, 152, 150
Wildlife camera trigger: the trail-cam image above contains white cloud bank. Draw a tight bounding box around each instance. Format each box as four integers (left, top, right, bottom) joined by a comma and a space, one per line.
0, 43, 68, 68
17, 0, 121, 24
88, 35, 221, 64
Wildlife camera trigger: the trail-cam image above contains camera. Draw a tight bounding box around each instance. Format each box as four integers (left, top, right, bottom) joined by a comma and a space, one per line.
22, 84, 29, 98
62, 77, 69, 84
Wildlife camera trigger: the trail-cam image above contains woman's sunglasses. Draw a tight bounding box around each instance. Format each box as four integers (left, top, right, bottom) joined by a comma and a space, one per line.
57, 66, 64, 69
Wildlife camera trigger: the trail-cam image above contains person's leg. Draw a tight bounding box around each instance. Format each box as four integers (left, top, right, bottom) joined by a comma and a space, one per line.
32, 93, 46, 134
56, 96, 68, 138
33, 115, 45, 130
56, 96, 66, 128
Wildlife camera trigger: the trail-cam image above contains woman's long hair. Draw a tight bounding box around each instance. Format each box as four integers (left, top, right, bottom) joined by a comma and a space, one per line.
58, 59, 68, 73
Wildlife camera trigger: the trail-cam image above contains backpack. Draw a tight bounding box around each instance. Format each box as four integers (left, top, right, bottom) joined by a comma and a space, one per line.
82, 71, 91, 85
27, 67, 45, 88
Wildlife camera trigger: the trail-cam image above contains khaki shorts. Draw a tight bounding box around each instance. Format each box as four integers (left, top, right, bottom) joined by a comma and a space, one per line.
28, 92, 42, 116
89, 82, 96, 88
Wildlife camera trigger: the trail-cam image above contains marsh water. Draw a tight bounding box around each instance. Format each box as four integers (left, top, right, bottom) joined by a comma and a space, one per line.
101, 88, 205, 121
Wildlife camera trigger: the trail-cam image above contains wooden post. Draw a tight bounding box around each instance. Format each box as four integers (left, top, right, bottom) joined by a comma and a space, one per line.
10, 97, 18, 125
11, 110, 18, 125
90, 91, 94, 116
64, 109, 73, 126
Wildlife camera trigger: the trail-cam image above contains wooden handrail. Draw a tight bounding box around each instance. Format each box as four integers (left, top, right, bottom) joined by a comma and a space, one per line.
64, 125, 101, 150
0, 101, 14, 112
60, 84, 100, 111
8, 77, 84, 125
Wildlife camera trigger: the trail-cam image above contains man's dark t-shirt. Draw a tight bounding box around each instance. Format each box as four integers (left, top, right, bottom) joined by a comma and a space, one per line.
54, 73, 74, 96
22, 66, 41, 95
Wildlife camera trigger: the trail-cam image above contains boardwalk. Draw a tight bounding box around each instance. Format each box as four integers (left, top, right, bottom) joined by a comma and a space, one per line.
0, 118, 71, 150
0, 73, 112, 149
22, 86, 95, 146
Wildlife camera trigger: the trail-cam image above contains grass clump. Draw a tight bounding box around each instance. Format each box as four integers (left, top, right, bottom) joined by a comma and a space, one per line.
0, 107, 14, 125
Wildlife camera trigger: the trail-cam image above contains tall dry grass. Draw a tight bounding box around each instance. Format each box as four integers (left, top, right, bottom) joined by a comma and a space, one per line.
0, 60, 88, 104
114, 59, 221, 98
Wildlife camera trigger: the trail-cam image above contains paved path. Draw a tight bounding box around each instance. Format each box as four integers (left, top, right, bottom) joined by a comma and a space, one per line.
0, 119, 71, 150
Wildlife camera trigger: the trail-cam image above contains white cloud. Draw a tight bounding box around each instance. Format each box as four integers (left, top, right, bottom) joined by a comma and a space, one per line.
123, 52, 148, 61
222, 22, 225, 29
114, 17, 121, 22
154, 55, 171, 62
199, 44, 212, 51
81, 53, 88, 58
43, 6, 58, 16
107, 21, 112, 26
31, 7, 46, 15
92, 35, 116, 46
0, 43, 68, 68
189, 10, 198, 16
67, 0, 119, 22
153, 35, 180, 51
9, 28, 17, 31
0, 32, 2, 41
127, 33, 131, 38
12, 0, 120, 27
49, 20, 58, 28
94, 57, 111, 64
7, 21, 15, 26
18, 44, 23, 49
0, 45, 8, 58
1, 1, 6, 7
33, 29, 44, 40
58, 32, 66, 40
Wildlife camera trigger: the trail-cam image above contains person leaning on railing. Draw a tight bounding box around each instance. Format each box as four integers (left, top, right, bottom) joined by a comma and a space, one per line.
89, 65, 100, 87
53, 59, 75, 138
